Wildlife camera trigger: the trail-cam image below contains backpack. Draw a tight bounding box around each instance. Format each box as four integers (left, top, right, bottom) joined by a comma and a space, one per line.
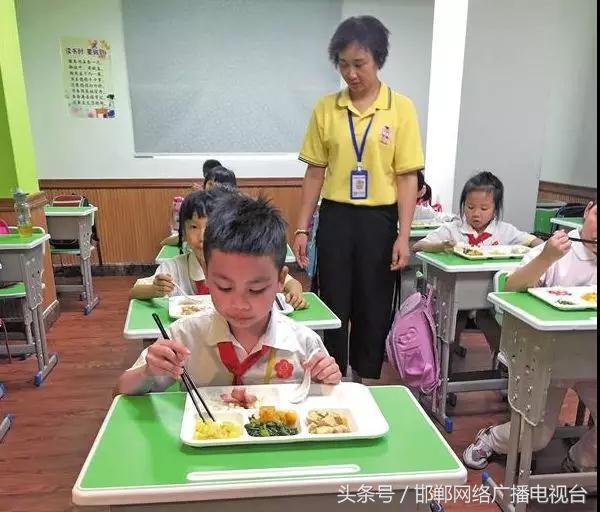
385, 277, 439, 395
49, 195, 94, 250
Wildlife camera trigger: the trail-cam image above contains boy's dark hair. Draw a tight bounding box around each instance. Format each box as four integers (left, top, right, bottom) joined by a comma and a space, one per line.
203, 194, 287, 270
417, 170, 432, 203
205, 166, 237, 188
329, 16, 390, 69
202, 159, 221, 179
178, 190, 211, 253
460, 171, 504, 220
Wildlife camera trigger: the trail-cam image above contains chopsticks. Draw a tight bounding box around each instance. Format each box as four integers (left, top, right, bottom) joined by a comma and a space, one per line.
569, 237, 597, 244
274, 294, 285, 311
151, 313, 215, 422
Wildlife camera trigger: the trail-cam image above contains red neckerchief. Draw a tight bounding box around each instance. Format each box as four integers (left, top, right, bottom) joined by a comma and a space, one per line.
217, 342, 270, 385
466, 232, 493, 246
194, 280, 210, 295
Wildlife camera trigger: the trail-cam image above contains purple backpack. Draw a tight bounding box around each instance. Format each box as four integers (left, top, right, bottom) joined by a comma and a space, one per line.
386, 284, 439, 394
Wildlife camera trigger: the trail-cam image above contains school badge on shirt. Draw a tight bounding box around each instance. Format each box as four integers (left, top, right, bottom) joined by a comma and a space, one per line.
379, 125, 391, 145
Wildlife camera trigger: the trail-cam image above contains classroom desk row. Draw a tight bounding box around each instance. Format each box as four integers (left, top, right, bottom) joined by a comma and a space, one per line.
156, 243, 296, 264
123, 292, 341, 342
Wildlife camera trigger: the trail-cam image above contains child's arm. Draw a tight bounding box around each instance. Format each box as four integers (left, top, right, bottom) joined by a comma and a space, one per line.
283, 274, 308, 310
130, 273, 175, 299
117, 339, 190, 395
304, 352, 342, 384
505, 231, 571, 292
160, 233, 179, 246
412, 239, 456, 253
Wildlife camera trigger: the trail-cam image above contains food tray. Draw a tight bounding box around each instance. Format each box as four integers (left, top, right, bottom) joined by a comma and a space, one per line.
453, 245, 530, 260
169, 293, 292, 319
528, 286, 597, 311
180, 382, 389, 447
411, 220, 442, 229
168, 295, 214, 319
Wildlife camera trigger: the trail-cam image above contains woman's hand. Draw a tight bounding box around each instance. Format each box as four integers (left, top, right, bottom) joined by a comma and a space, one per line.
293, 233, 310, 270
390, 236, 411, 271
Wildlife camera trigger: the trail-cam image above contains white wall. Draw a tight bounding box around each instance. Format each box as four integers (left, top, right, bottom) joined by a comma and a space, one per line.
16, 0, 434, 180
453, 0, 559, 231
540, 0, 597, 188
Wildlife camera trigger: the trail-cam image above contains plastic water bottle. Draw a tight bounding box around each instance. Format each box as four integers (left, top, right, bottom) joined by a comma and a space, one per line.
170, 196, 184, 234
13, 189, 32, 237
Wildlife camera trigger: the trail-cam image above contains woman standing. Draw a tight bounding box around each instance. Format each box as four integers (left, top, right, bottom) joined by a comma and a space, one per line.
293, 16, 424, 381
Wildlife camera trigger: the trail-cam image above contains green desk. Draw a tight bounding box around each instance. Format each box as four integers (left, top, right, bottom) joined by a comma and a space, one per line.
156, 245, 296, 265
550, 217, 584, 230
123, 292, 341, 340
0, 232, 58, 385
534, 207, 559, 235
72, 386, 466, 510
415, 252, 523, 432
45, 205, 99, 315
485, 292, 597, 511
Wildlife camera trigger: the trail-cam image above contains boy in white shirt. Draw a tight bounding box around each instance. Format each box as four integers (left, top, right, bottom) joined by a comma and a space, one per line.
118, 194, 341, 393
463, 201, 597, 472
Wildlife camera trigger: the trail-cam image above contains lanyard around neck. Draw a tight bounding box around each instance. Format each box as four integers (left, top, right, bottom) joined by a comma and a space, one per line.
347, 110, 374, 167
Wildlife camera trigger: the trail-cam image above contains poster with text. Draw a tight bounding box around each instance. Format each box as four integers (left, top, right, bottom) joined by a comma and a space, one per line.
61, 37, 115, 119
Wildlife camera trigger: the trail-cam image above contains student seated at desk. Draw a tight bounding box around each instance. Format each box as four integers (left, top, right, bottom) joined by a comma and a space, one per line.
118, 194, 341, 393
412, 171, 544, 350
464, 201, 597, 472
133, 188, 308, 309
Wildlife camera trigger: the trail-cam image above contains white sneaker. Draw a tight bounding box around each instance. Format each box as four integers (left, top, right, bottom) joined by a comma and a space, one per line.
463, 426, 496, 469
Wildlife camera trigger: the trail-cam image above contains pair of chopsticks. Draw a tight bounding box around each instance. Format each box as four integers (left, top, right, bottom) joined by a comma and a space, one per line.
274, 294, 285, 311
151, 313, 214, 422
569, 237, 597, 244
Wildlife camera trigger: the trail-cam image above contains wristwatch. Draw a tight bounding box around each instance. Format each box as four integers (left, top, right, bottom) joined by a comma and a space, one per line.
294, 229, 310, 237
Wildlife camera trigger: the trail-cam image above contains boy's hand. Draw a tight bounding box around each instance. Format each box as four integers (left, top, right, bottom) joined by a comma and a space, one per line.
153, 273, 175, 296
441, 240, 456, 253
304, 351, 341, 384
145, 339, 190, 380
541, 230, 571, 263
285, 291, 308, 310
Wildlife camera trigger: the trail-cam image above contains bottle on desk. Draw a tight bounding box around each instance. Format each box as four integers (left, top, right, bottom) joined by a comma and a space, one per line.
170, 196, 184, 234
13, 189, 33, 238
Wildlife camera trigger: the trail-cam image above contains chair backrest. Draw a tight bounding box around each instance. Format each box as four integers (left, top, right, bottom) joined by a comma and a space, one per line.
52, 194, 88, 207
556, 203, 587, 219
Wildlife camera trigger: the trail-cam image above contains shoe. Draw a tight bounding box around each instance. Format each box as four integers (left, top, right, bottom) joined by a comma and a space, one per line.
561, 451, 597, 473
465, 317, 478, 330
463, 426, 496, 469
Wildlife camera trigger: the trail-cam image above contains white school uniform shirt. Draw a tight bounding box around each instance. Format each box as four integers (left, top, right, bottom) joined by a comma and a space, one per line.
136, 252, 205, 296
129, 307, 327, 388
519, 229, 597, 287
422, 219, 536, 247
135, 252, 293, 297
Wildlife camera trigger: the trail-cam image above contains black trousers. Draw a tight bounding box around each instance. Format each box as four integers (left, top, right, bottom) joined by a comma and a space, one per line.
316, 199, 398, 379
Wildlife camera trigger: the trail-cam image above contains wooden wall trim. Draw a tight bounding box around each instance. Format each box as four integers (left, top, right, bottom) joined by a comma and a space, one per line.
538, 181, 597, 201
0, 191, 48, 211
39, 177, 305, 189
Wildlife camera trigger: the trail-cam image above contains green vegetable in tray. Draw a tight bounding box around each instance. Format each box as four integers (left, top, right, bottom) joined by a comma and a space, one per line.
557, 299, 576, 306
244, 416, 299, 437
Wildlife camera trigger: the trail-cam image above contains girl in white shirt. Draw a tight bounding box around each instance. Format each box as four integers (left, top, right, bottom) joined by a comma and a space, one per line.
464, 201, 597, 472
413, 171, 543, 252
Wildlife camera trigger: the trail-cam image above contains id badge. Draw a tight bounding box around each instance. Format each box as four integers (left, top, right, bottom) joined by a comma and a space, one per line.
350, 168, 368, 200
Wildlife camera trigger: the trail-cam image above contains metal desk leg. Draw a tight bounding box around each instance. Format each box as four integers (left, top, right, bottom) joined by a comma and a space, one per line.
78, 217, 99, 315
32, 306, 59, 386
0, 413, 12, 442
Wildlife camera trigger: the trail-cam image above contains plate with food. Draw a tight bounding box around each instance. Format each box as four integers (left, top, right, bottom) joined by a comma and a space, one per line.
411, 219, 443, 229
168, 295, 214, 319
453, 245, 530, 260
180, 382, 388, 447
528, 286, 597, 311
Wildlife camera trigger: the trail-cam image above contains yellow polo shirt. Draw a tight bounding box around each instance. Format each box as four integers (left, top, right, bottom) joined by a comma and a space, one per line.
299, 83, 424, 206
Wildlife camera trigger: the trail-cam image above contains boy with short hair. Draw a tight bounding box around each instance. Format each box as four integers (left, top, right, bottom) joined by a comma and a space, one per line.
118, 194, 340, 394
